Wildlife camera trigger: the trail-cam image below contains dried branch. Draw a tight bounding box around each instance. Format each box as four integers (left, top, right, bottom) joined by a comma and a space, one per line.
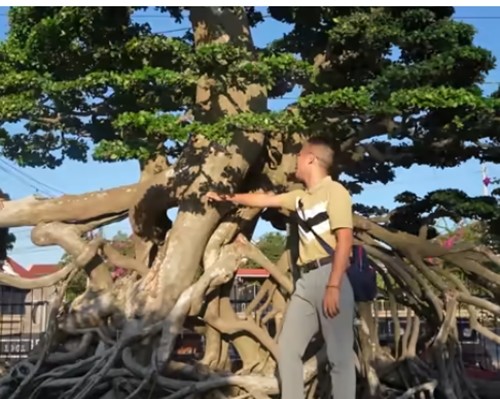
401, 310, 413, 359
244, 279, 275, 316
445, 253, 500, 287
121, 348, 186, 391
101, 243, 148, 276
0, 167, 177, 229
254, 283, 276, 324
377, 266, 403, 356
261, 307, 280, 326
204, 312, 278, 360
0, 263, 77, 289
407, 316, 420, 358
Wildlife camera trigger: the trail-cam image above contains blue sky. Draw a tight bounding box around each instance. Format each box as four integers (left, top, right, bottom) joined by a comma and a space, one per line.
0, 6, 499, 267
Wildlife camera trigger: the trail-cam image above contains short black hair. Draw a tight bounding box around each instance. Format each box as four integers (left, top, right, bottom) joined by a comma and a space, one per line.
305, 136, 335, 170
306, 136, 332, 147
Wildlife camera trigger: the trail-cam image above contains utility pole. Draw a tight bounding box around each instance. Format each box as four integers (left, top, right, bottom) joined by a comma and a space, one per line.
481, 164, 490, 196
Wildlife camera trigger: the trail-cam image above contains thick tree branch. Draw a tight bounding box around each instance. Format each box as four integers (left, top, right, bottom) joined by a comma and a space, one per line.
0, 237, 103, 289
0, 167, 176, 228
32, 222, 113, 290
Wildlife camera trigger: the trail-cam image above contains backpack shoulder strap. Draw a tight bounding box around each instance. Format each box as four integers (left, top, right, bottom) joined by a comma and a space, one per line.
295, 200, 334, 256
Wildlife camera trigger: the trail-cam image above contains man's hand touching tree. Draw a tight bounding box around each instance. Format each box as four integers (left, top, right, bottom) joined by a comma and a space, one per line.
205, 192, 231, 203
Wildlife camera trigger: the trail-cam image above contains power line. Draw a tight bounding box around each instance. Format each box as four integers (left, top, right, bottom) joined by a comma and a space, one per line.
154, 27, 190, 34
0, 12, 498, 38
10, 247, 61, 255
0, 158, 65, 196
0, 12, 499, 20
11, 245, 58, 251
0, 163, 52, 196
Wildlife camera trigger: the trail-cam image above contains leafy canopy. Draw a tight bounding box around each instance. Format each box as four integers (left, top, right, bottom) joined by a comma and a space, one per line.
0, 6, 498, 234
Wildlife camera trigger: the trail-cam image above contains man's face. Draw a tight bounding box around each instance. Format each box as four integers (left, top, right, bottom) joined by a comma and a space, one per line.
295, 144, 315, 181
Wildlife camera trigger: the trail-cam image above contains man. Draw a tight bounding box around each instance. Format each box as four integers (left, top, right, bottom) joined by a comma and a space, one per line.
206, 137, 355, 399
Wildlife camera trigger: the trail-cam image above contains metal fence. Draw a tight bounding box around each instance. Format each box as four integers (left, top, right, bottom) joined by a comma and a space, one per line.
230, 282, 261, 314
0, 285, 49, 364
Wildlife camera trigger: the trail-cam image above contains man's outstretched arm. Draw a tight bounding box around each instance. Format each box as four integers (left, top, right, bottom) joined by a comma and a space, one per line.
205, 191, 283, 209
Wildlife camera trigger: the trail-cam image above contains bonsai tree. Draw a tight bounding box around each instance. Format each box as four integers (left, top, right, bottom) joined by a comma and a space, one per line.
0, 6, 499, 399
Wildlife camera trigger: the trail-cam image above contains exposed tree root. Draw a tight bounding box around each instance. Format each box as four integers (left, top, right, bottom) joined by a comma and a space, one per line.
2, 231, 499, 399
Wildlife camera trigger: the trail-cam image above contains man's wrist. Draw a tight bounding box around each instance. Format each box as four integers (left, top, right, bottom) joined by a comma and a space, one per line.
327, 276, 342, 289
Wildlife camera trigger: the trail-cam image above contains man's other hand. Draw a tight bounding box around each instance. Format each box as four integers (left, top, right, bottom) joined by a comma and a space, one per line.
323, 286, 340, 318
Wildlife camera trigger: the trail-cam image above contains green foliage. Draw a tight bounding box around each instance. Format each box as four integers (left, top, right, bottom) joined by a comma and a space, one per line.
108, 230, 135, 260
0, 7, 308, 166
387, 188, 499, 238
59, 251, 87, 302
267, 7, 499, 193
245, 232, 286, 268
65, 270, 87, 302
1, 7, 497, 167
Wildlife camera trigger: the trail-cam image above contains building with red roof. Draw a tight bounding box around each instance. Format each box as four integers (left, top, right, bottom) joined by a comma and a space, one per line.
235, 268, 269, 279
1, 257, 58, 279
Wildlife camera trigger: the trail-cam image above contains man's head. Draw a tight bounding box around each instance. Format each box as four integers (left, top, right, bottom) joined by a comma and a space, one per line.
295, 137, 334, 182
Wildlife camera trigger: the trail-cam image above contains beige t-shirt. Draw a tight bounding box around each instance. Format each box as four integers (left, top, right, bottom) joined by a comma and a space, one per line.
275, 176, 353, 266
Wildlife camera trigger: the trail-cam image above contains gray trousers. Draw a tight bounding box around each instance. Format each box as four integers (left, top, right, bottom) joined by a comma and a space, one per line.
277, 264, 356, 399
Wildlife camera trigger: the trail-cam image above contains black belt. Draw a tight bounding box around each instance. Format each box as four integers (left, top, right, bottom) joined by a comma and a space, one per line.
300, 256, 331, 274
